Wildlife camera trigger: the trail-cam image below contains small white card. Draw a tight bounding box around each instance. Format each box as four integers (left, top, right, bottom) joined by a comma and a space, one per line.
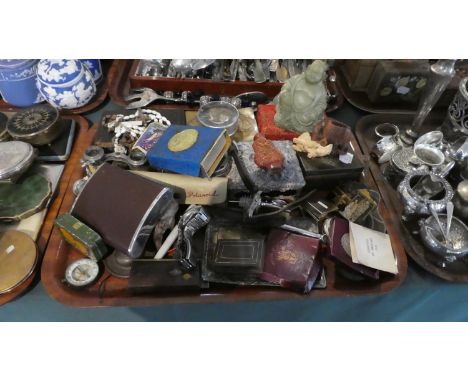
349, 222, 398, 274
339, 152, 354, 164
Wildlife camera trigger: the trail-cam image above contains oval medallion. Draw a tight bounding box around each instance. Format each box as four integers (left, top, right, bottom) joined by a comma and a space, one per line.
168, 129, 199, 152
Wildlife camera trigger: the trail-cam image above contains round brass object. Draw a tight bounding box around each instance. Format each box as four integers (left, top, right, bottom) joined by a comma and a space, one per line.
7, 104, 61, 146
168, 129, 198, 152
0, 230, 38, 294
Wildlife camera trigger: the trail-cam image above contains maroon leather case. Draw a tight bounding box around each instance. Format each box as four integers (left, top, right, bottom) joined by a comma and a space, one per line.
260, 228, 322, 293
327, 217, 379, 279
71, 163, 173, 258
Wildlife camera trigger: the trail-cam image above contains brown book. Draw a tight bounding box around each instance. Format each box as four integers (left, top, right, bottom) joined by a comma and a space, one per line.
260, 228, 321, 293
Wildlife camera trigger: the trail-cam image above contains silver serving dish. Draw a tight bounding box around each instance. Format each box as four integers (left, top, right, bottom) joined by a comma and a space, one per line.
420, 214, 468, 258
397, 170, 454, 215
0, 141, 35, 182
197, 101, 239, 136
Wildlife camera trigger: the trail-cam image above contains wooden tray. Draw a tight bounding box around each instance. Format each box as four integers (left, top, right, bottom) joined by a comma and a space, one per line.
0, 115, 90, 306
355, 113, 468, 282
336, 64, 452, 115
41, 115, 407, 307
0, 60, 111, 115
109, 59, 343, 113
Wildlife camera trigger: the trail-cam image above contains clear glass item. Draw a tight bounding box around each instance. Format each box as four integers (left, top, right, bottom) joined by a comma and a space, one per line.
401, 59, 457, 145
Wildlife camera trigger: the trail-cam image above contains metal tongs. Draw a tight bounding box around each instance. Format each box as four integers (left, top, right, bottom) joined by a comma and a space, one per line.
124, 87, 190, 109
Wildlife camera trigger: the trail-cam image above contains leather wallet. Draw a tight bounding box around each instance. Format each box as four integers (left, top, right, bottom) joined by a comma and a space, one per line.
260, 228, 322, 293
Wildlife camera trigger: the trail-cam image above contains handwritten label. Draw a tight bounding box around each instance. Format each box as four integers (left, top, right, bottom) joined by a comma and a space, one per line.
186, 190, 217, 199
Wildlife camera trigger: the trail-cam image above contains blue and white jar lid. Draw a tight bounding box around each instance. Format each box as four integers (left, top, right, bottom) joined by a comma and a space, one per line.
37, 68, 96, 109
37, 59, 84, 85
80, 59, 102, 83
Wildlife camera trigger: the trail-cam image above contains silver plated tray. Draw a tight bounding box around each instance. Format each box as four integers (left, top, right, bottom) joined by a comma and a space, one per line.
355, 112, 468, 282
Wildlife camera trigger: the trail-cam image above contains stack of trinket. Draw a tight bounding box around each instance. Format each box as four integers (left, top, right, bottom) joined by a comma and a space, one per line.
0, 106, 70, 236
53, 60, 402, 297
0, 106, 73, 296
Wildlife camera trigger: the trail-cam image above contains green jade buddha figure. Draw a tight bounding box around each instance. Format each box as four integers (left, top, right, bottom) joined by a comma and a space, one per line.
274, 60, 328, 133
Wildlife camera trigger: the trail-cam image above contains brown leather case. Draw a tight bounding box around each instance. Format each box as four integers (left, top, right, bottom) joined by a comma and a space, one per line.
71, 163, 173, 258
260, 228, 322, 293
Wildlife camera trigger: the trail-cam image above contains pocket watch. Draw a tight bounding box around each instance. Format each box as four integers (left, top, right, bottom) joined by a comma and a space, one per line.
64, 258, 100, 288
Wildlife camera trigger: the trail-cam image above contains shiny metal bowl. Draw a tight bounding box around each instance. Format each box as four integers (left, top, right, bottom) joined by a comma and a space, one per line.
413, 144, 445, 167
420, 214, 468, 258
197, 101, 239, 136
414, 131, 444, 149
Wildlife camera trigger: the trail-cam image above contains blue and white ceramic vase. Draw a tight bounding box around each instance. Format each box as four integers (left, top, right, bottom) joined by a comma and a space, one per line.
80, 59, 102, 83
0, 59, 43, 107
37, 59, 96, 109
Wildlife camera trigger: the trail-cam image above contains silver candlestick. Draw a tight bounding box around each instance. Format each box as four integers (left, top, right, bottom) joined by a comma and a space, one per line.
401, 59, 457, 145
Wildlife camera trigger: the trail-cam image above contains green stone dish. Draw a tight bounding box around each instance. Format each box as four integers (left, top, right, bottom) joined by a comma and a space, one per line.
0, 174, 52, 222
